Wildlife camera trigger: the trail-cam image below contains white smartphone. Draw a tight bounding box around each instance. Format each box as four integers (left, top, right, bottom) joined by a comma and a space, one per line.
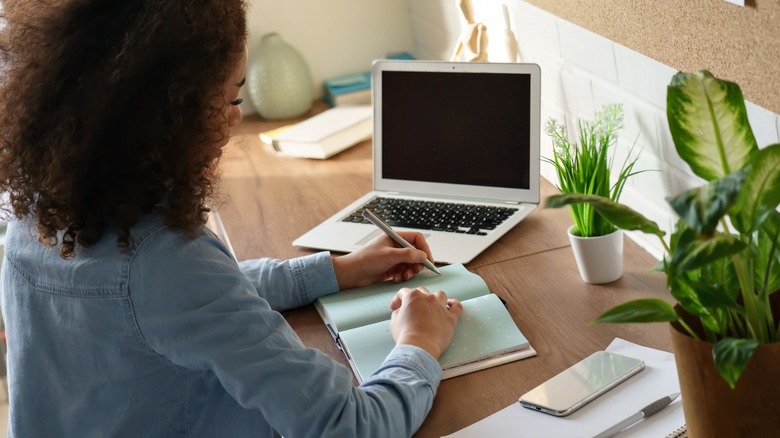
518, 351, 645, 417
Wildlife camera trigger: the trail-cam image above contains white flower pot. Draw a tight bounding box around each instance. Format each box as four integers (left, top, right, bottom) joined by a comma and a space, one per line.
567, 226, 623, 284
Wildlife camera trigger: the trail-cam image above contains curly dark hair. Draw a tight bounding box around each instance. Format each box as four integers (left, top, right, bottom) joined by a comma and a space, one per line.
0, 0, 248, 257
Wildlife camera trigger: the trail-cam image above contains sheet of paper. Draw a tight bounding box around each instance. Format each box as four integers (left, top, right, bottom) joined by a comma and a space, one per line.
443, 338, 685, 438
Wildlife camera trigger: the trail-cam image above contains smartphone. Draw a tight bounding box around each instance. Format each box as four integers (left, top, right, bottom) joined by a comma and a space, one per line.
518, 351, 645, 417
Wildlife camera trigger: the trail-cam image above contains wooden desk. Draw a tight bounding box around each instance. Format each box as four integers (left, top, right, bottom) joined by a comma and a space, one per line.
219, 105, 674, 437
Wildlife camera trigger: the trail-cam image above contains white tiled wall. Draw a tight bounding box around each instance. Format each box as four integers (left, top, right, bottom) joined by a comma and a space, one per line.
407, 0, 780, 260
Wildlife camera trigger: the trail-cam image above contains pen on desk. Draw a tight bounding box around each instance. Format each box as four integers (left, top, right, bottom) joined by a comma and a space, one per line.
592, 392, 680, 438
362, 208, 442, 275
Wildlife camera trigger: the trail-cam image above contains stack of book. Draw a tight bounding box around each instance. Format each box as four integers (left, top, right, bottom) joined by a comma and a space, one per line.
323, 71, 372, 107
322, 52, 414, 107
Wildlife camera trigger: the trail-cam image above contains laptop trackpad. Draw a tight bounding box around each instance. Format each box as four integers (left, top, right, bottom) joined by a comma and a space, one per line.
355, 229, 383, 246
354, 229, 432, 247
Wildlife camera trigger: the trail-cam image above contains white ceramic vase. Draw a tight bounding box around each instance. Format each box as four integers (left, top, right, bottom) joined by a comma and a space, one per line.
567, 226, 623, 284
247, 33, 314, 120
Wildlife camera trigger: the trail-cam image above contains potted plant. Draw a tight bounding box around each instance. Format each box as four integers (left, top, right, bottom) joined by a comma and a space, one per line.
545, 104, 641, 283
545, 70, 780, 436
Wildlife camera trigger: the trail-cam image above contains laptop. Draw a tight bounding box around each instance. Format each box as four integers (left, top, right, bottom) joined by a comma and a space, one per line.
293, 60, 541, 264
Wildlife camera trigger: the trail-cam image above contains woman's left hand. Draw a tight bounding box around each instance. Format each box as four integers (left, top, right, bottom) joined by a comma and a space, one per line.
331, 231, 436, 290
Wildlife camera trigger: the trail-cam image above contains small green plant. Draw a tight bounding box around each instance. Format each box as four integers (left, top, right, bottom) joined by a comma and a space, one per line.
545, 70, 780, 388
544, 104, 641, 237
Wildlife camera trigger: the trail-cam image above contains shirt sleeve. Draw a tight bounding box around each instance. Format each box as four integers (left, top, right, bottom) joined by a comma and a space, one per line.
128, 228, 442, 438
237, 251, 339, 311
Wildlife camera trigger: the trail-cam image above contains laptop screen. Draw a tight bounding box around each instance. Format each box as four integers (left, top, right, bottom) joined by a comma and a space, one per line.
381, 70, 532, 190
372, 60, 540, 204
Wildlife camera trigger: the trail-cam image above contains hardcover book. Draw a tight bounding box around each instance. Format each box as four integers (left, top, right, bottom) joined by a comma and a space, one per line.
315, 263, 536, 382
323, 71, 371, 107
258, 122, 297, 146
322, 52, 415, 107
270, 105, 372, 159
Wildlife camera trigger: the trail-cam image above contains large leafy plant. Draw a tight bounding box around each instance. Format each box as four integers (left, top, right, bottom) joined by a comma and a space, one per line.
546, 70, 780, 388
544, 104, 641, 237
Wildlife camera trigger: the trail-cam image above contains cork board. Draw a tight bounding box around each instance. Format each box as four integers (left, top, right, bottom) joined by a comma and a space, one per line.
524, 0, 780, 114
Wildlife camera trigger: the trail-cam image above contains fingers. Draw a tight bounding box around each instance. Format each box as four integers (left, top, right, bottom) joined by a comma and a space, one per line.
366, 231, 436, 282
389, 287, 408, 311
446, 298, 463, 316
390, 287, 461, 313
395, 231, 430, 250
387, 260, 422, 283
338, 231, 436, 289
388, 286, 462, 358
432, 289, 448, 305
394, 231, 434, 260
383, 248, 430, 283
390, 287, 426, 312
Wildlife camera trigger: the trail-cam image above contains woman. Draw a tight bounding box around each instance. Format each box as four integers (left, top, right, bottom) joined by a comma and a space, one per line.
0, 1, 461, 437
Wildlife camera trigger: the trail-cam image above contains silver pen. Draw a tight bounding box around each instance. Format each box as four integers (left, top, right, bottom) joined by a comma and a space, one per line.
592, 392, 680, 438
362, 208, 441, 275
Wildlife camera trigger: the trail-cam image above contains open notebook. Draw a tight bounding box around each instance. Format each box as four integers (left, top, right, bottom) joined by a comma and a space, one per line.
293, 60, 541, 264
315, 263, 536, 382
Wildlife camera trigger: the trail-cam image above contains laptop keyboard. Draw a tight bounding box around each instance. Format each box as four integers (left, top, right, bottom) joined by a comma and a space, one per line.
342, 197, 519, 235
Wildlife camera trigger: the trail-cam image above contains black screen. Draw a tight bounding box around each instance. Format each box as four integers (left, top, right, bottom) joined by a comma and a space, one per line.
381, 70, 532, 189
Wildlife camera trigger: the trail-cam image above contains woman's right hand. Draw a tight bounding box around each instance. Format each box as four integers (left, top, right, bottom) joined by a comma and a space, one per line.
389, 287, 462, 359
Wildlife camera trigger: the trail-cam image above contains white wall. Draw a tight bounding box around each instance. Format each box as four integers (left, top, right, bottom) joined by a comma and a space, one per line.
240, 0, 416, 114
408, 0, 780, 259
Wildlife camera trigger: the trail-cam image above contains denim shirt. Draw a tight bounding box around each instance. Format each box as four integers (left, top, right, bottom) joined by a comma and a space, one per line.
0, 214, 442, 437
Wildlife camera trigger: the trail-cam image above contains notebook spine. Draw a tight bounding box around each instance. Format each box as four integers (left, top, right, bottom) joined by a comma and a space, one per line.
666, 424, 688, 438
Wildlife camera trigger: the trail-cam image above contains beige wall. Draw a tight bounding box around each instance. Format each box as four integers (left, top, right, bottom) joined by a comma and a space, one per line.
240, 0, 415, 114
